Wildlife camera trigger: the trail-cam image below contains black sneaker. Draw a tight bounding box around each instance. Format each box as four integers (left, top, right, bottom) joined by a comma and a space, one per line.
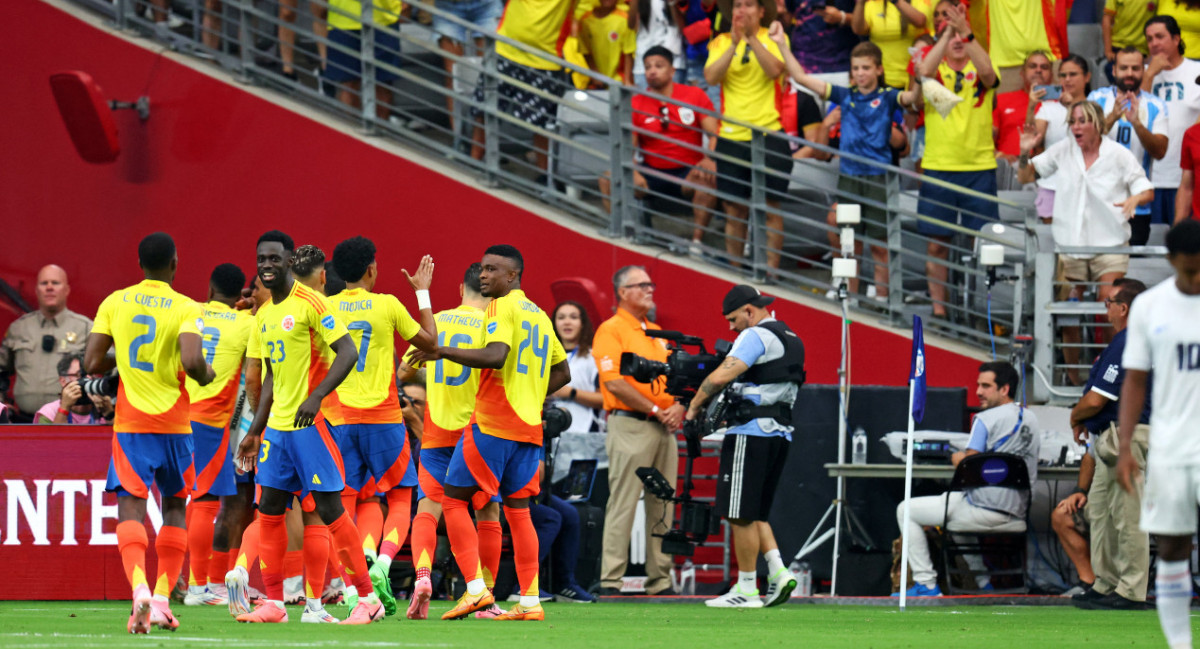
1070, 587, 1106, 608
1081, 592, 1147, 611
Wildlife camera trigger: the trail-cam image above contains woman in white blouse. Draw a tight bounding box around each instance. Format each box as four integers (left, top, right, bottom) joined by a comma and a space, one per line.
547, 301, 605, 433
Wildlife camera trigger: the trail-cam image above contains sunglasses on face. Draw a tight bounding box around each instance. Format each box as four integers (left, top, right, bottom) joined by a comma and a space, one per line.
658, 105, 671, 130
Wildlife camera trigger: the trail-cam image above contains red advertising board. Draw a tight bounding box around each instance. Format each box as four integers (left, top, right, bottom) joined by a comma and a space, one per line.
0, 425, 162, 600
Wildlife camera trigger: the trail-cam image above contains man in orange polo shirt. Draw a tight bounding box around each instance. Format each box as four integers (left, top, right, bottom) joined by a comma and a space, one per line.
592, 265, 685, 597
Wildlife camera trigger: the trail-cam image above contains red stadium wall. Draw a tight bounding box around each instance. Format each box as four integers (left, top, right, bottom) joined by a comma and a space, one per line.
3, 0, 984, 394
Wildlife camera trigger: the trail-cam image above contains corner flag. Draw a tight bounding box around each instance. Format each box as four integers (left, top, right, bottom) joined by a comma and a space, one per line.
910, 316, 926, 423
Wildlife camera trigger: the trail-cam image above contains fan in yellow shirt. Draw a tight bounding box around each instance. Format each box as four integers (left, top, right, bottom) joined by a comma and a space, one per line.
576, 0, 637, 84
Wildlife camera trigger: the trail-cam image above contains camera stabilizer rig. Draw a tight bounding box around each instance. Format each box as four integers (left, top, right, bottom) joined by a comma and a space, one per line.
620, 330, 730, 556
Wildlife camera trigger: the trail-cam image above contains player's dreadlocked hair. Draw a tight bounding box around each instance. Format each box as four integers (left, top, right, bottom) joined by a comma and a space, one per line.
291, 245, 326, 279
210, 263, 246, 298
332, 236, 377, 283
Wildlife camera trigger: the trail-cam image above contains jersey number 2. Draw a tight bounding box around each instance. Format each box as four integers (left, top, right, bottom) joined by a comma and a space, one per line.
129, 315, 157, 372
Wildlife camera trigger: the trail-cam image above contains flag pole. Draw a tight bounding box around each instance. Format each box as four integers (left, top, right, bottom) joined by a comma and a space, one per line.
899, 377, 916, 611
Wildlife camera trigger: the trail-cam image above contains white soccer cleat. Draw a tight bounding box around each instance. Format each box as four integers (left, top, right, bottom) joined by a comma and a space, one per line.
301, 603, 340, 623
184, 585, 228, 606
705, 584, 765, 608
283, 576, 305, 605
225, 565, 252, 616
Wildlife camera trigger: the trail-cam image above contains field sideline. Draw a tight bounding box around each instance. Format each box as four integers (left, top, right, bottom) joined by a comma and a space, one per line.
0, 601, 1183, 648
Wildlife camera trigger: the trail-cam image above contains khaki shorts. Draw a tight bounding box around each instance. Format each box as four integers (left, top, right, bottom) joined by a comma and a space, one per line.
1058, 253, 1130, 284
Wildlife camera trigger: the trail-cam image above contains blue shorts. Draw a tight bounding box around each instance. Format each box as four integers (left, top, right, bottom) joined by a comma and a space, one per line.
444, 424, 541, 499
432, 0, 502, 43
418, 445, 499, 507
339, 422, 416, 492
323, 25, 402, 84
190, 421, 237, 497
256, 421, 346, 495
1151, 188, 1177, 225
916, 168, 998, 236
106, 432, 195, 500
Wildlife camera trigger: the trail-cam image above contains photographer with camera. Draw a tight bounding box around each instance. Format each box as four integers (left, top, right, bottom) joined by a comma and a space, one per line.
593, 265, 685, 597
685, 285, 804, 608
33, 352, 113, 424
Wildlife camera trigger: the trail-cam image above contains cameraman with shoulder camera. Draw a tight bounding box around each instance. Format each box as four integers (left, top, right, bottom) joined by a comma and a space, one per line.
593, 265, 685, 597
686, 285, 804, 609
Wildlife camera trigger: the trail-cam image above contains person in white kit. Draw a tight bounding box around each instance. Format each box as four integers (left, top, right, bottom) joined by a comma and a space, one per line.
1088, 46, 1170, 247
894, 361, 1040, 597
1143, 16, 1200, 230
1116, 220, 1200, 649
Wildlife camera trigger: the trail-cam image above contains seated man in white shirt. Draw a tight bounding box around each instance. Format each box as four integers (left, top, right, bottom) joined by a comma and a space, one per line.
1016, 99, 1154, 383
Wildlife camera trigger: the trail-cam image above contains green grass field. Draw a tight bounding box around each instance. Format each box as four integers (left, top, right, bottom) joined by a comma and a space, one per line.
0, 601, 1185, 648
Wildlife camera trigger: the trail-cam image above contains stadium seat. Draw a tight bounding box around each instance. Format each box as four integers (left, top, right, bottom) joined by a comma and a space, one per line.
939, 452, 1031, 595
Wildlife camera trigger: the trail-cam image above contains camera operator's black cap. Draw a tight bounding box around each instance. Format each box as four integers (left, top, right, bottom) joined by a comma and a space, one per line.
722, 285, 775, 315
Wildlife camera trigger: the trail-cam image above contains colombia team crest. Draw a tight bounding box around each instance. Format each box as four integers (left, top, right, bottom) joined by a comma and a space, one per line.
281, 315, 295, 331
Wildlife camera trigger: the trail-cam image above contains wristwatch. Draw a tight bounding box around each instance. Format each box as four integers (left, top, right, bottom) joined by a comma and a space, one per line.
569, 388, 578, 400
963, 32, 975, 43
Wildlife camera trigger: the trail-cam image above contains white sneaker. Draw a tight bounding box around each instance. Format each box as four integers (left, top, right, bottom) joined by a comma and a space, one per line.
184, 585, 228, 606
207, 583, 228, 599
225, 565, 252, 616
301, 603, 340, 623
763, 569, 798, 608
283, 576, 305, 605
705, 584, 764, 608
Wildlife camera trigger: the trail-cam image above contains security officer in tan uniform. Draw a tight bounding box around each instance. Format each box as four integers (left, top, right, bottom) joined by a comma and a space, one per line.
0, 265, 92, 421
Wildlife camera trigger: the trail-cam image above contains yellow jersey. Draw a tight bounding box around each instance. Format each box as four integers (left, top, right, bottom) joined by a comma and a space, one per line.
922, 60, 999, 172
404, 305, 487, 449
1105, 0, 1153, 53
186, 302, 254, 428
328, 0, 402, 30
333, 288, 421, 424
253, 281, 350, 432
92, 280, 204, 434
985, 0, 1053, 68
473, 290, 566, 444
707, 29, 785, 141
578, 9, 637, 81
1162, 0, 1200, 58
497, 0, 575, 70
862, 0, 931, 89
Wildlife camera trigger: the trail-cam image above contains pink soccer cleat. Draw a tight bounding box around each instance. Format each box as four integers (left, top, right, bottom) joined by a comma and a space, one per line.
236, 600, 289, 623
340, 594, 385, 625
406, 577, 432, 620
127, 588, 152, 634
149, 599, 180, 631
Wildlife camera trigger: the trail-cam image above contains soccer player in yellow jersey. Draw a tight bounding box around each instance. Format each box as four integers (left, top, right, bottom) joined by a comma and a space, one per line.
410, 245, 571, 622
233, 231, 383, 625
399, 262, 505, 620
330, 236, 439, 617
84, 232, 215, 634
183, 264, 253, 608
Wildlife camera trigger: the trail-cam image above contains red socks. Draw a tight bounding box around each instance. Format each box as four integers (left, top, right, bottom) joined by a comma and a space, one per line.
208, 550, 229, 586
356, 500, 384, 555
477, 520, 503, 590
442, 497, 481, 583
186, 500, 220, 587
303, 525, 331, 599
379, 489, 413, 560
283, 550, 303, 582
116, 520, 149, 593
153, 525, 188, 599
411, 511, 438, 578
504, 506, 540, 598
258, 513, 287, 601
328, 512, 374, 595
235, 519, 260, 571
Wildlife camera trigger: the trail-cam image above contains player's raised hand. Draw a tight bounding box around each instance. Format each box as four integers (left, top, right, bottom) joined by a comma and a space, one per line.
295, 394, 322, 429
403, 255, 435, 292
236, 433, 261, 474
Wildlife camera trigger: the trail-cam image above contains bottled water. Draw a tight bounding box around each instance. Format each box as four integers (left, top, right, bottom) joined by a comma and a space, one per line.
852, 427, 868, 465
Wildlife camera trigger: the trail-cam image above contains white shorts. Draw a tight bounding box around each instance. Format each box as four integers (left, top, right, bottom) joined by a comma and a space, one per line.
1141, 463, 1200, 536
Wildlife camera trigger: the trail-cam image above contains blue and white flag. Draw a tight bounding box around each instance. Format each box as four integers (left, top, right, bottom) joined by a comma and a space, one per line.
910, 316, 926, 423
